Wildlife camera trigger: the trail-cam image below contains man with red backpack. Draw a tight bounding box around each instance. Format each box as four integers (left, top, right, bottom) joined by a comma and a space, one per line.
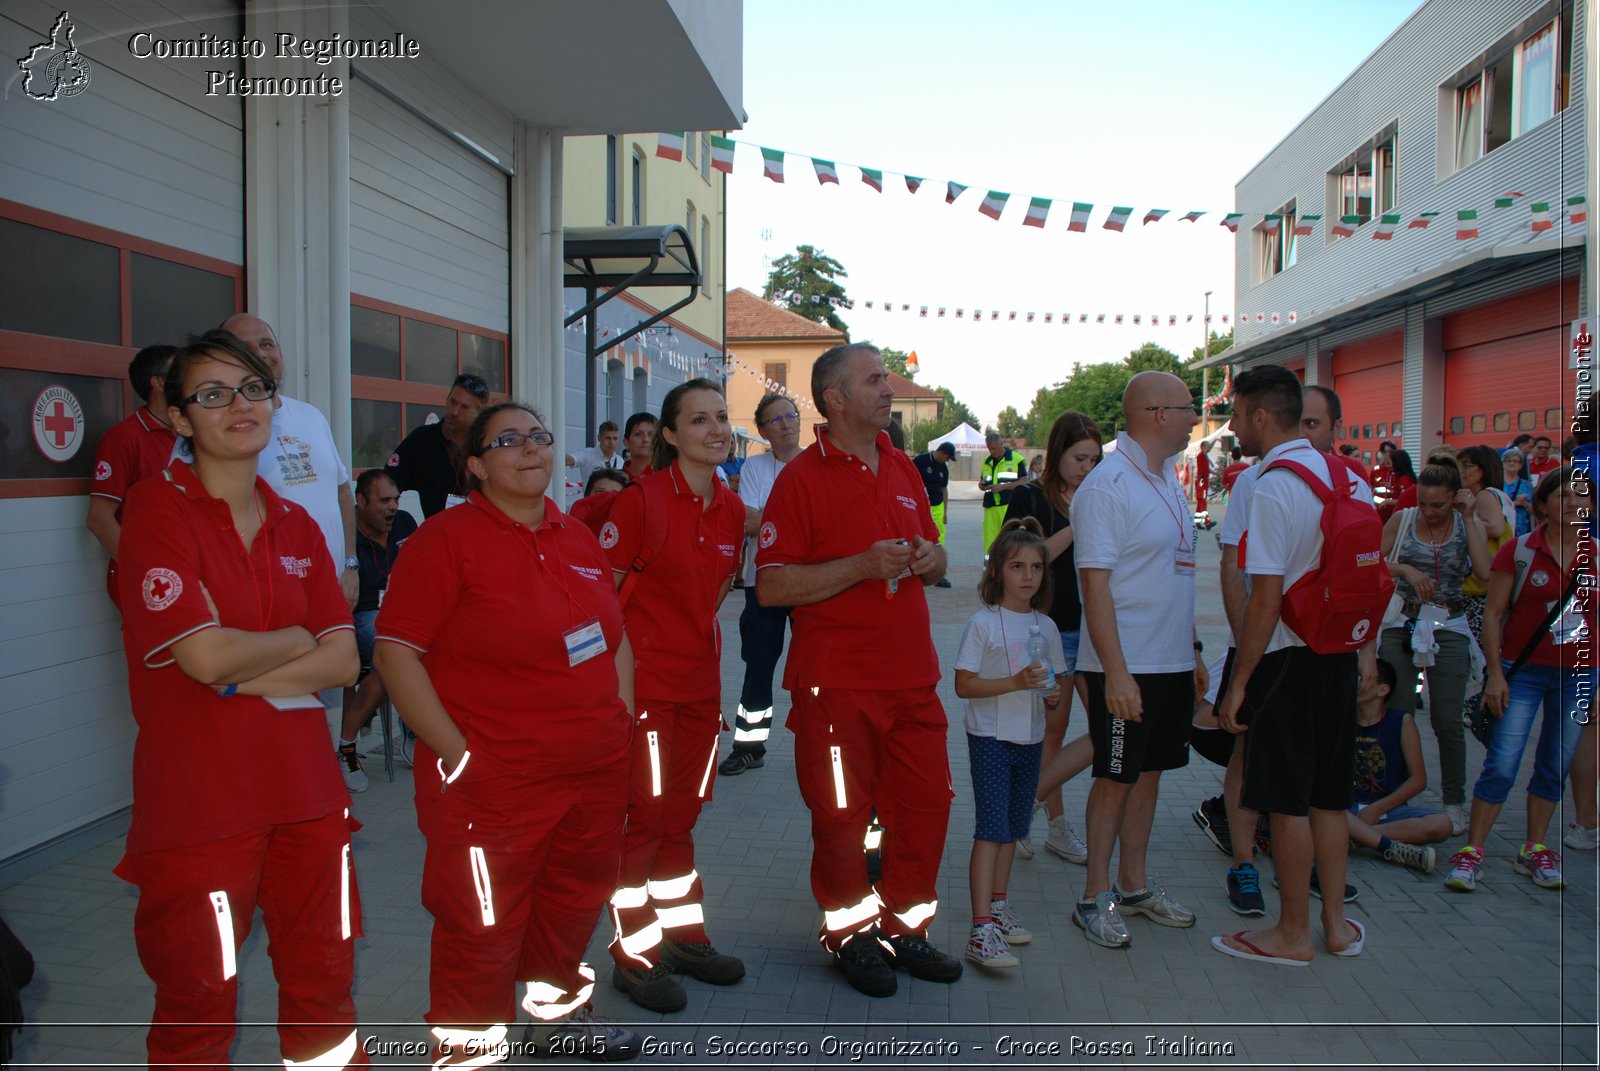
1213, 366, 1387, 968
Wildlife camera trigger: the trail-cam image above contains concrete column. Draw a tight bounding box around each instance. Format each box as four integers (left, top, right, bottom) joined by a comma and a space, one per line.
1403, 304, 1445, 457
512, 123, 566, 505
238, 2, 351, 459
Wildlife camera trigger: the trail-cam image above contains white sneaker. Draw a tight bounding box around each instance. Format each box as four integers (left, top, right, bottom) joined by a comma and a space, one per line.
990, 899, 1032, 945
964, 922, 1019, 968
336, 745, 368, 794
1564, 822, 1600, 851
1044, 816, 1089, 864
1444, 804, 1468, 836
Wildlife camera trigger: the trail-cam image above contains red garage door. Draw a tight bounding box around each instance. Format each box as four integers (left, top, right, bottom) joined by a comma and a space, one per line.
1332, 331, 1404, 465
1443, 280, 1581, 448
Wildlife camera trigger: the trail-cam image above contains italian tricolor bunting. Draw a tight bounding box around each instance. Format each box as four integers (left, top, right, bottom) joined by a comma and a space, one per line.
1571, 196, 1589, 224
1023, 197, 1051, 228
905, 175, 923, 194
1293, 214, 1320, 236
978, 190, 1010, 220
946, 181, 967, 204
812, 158, 839, 185
655, 132, 685, 161
709, 135, 734, 174
1068, 202, 1093, 232
761, 147, 785, 182
1181, 211, 1205, 222
1220, 213, 1243, 233
1495, 191, 1524, 208
1530, 202, 1552, 231
860, 167, 883, 192
1143, 209, 1169, 225
1261, 214, 1281, 234
1456, 210, 1479, 239
1408, 211, 1439, 229
1331, 215, 1360, 237
1103, 206, 1133, 231
1372, 214, 1400, 239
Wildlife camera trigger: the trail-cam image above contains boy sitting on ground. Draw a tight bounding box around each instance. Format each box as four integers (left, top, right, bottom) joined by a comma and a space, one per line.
1350, 660, 1453, 873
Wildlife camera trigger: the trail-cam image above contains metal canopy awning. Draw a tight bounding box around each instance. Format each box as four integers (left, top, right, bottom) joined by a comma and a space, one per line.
564, 225, 702, 439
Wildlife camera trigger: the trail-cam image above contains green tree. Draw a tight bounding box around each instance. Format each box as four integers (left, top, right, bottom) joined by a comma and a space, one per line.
764, 244, 850, 336
878, 346, 910, 378
996, 405, 1027, 441
933, 385, 979, 432
1024, 340, 1208, 443
908, 419, 945, 453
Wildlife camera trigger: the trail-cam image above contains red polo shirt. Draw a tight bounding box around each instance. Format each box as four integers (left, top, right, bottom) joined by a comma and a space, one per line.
1493, 527, 1597, 669
378, 492, 632, 847
756, 428, 941, 691
601, 462, 742, 701
115, 462, 353, 861
1222, 460, 1251, 494
91, 407, 178, 602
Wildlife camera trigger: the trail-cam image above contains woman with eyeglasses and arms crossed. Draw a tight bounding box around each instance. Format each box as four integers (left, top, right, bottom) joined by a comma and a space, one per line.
375, 402, 641, 1064
1445, 466, 1597, 893
114, 334, 364, 1069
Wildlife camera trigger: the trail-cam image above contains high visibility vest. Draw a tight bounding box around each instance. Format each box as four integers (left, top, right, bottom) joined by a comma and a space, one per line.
980, 450, 1027, 509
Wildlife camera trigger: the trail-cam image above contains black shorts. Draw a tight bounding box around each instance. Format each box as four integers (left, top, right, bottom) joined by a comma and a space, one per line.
1083, 671, 1194, 784
1239, 646, 1358, 817
1189, 647, 1239, 768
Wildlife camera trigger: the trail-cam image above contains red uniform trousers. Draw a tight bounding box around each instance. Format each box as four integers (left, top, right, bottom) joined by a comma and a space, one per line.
422, 761, 627, 1042
789, 686, 953, 952
122, 811, 364, 1070
609, 697, 720, 968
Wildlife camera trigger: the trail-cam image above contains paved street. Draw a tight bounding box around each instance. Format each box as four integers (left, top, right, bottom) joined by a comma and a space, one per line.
2, 481, 1595, 1069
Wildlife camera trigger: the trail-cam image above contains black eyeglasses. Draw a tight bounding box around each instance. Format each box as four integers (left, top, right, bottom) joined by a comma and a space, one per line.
182, 380, 276, 409
1143, 404, 1198, 415
762, 411, 800, 428
483, 430, 554, 452
454, 373, 490, 399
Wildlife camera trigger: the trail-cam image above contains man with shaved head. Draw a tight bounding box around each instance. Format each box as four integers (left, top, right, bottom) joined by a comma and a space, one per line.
1068, 371, 1206, 949
218, 314, 358, 607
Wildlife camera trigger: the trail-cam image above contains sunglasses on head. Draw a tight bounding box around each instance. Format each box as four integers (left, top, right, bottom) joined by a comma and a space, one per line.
454, 373, 489, 399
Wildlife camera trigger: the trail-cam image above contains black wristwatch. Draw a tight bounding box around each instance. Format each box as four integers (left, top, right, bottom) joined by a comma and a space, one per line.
1193, 641, 1203, 653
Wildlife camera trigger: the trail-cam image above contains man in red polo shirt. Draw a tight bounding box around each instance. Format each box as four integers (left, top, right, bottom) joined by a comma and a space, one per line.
86, 344, 178, 605
756, 342, 962, 998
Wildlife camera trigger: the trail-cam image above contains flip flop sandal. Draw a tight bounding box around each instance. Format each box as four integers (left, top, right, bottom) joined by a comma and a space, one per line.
1210, 931, 1311, 967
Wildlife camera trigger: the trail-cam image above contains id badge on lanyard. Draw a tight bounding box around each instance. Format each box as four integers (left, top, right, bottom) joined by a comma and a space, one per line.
564, 617, 608, 667
1175, 543, 1195, 577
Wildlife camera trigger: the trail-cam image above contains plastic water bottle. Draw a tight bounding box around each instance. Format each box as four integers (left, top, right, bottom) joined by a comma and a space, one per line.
1025, 626, 1056, 692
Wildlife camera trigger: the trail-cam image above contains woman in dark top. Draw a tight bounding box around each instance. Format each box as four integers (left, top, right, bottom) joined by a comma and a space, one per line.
1003, 411, 1101, 864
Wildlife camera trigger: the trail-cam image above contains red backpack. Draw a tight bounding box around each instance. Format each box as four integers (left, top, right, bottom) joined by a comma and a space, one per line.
1251, 453, 1395, 653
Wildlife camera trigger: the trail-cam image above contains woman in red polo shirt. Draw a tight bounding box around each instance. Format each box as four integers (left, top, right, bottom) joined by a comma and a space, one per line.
115, 334, 363, 1069
599, 378, 746, 1014
375, 402, 640, 1063
1446, 465, 1596, 895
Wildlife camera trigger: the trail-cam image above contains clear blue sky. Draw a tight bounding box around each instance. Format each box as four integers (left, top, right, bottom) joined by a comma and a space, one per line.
726, 0, 1424, 427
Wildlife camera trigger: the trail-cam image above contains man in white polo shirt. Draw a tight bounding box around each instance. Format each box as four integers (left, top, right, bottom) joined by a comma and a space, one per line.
1070, 370, 1206, 948
1213, 365, 1376, 967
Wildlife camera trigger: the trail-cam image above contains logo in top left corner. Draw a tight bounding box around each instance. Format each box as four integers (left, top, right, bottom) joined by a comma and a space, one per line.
17, 12, 93, 101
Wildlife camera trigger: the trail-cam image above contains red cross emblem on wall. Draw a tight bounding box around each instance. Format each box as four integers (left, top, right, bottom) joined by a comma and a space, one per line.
32, 385, 86, 463
43, 400, 76, 446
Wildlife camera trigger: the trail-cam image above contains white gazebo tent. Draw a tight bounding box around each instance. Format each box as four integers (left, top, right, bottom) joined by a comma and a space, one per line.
930, 421, 987, 453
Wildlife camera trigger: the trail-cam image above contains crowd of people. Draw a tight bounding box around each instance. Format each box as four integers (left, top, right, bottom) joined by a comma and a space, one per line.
86, 322, 1596, 1063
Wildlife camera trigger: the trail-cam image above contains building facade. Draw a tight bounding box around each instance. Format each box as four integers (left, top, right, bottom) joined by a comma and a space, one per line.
725, 287, 843, 448
1217, 0, 1588, 466
561, 130, 728, 458
0, 0, 742, 862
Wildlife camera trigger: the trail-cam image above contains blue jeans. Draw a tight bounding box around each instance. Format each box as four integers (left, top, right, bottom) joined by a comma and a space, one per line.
1472, 661, 1595, 806
353, 609, 377, 668
733, 588, 791, 756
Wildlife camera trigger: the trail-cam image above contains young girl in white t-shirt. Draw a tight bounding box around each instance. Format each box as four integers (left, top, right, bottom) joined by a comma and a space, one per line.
954, 518, 1065, 968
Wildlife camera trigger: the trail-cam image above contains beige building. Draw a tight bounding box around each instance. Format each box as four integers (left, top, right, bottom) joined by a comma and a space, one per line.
563, 131, 726, 346
888, 372, 945, 435
725, 287, 843, 447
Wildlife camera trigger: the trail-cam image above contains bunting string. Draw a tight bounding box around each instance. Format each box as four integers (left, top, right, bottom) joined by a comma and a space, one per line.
664, 135, 1588, 239
768, 289, 1300, 330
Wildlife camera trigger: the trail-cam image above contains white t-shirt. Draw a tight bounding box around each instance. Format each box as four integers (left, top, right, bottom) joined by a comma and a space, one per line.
259, 397, 350, 571
170, 395, 349, 570
1219, 463, 1261, 549
1071, 432, 1197, 674
1242, 439, 1375, 653
955, 606, 1066, 744
572, 445, 624, 481
736, 451, 787, 586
